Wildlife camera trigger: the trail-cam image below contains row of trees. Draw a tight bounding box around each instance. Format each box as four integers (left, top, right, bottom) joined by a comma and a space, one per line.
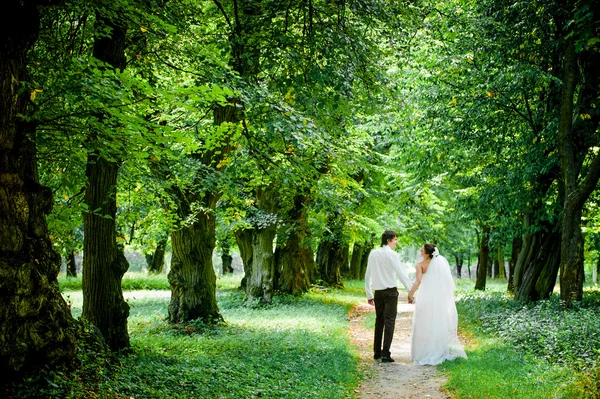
1, 0, 598, 382
386, 0, 600, 302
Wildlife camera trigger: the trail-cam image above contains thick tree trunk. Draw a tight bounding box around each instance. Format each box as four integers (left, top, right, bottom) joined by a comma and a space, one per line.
222, 252, 233, 274
82, 17, 130, 351
316, 239, 345, 288
147, 236, 167, 274
82, 156, 130, 350
66, 250, 77, 277
349, 243, 364, 280
235, 228, 254, 290
0, 1, 77, 374
556, 37, 600, 304
168, 208, 221, 323
475, 226, 490, 290
246, 188, 278, 303
513, 214, 536, 293
515, 230, 560, 301
277, 195, 314, 295
507, 236, 521, 293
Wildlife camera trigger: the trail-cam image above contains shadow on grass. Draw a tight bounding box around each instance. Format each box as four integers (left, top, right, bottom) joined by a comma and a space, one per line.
91, 285, 361, 399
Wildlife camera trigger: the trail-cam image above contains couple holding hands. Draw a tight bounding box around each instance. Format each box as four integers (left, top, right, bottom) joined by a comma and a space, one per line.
365, 230, 467, 365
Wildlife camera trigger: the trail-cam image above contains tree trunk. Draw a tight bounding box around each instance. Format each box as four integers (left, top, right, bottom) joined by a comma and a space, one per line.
359, 242, 372, 280
222, 252, 233, 274
235, 228, 254, 290
349, 243, 364, 280
66, 250, 77, 278
316, 239, 345, 288
488, 253, 495, 278
475, 226, 490, 290
454, 253, 463, 278
515, 230, 560, 301
82, 156, 130, 351
513, 213, 536, 293
82, 17, 130, 351
594, 255, 600, 285
557, 37, 600, 304
148, 236, 167, 274
498, 247, 506, 279
466, 250, 471, 279
246, 188, 278, 303
0, 1, 77, 374
277, 195, 314, 295
507, 236, 521, 293
168, 207, 221, 323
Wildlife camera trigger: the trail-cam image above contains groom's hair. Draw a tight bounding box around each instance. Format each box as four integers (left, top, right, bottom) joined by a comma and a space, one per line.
381, 230, 397, 246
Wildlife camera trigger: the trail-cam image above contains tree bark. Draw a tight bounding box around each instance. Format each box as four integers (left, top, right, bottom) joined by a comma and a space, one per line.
316, 239, 345, 288
507, 236, 521, 293
454, 253, 463, 278
222, 252, 233, 275
235, 228, 254, 290
66, 250, 77, 278
277, 195, 314, 295
475, 226, 490, 290
349, 243, 364, 280
82, 156, 130, 350
359, 242, 373, 280
498, 247, 506, 279
246, 187, 278, 303
147, 236, 167, 274
0, 1, 77, 374
82, 17, 130, 351
168, 191, 221, 323
557, 36, 600, 304
515, 230, 560, 301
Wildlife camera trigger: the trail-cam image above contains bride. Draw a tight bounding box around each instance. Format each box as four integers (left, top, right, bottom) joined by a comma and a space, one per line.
407, 244, 467, 365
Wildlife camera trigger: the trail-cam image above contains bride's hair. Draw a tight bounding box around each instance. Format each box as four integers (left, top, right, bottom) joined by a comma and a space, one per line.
424, 243, 436, 259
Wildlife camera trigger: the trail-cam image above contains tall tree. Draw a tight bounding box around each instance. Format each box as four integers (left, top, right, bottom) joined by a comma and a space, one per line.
556, 0, 600, 304
81, 11, 130, 351
0, 0, 76, 375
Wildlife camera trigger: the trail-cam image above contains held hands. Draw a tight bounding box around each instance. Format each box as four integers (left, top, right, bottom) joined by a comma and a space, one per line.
407, 294, 414, 304
368, 298, 375, 306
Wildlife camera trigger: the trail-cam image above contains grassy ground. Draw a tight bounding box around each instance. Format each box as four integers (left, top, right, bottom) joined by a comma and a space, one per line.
441, 279, 600, 399
48, 273, 365, 399
16, 274, 600, 398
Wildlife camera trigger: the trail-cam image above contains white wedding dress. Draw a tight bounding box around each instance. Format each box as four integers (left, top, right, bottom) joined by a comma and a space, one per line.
411, 254, 467, 365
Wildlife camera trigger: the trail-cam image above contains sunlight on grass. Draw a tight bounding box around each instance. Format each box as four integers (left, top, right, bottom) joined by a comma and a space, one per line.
60, 275, 365, 399
441, 337, 578, 399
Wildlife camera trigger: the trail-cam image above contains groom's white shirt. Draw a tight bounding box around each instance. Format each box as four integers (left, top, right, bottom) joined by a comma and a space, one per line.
365, 245, 412, 300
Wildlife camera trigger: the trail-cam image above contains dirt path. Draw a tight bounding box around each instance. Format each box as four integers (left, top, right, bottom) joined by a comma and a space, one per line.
348, 293, 451, 399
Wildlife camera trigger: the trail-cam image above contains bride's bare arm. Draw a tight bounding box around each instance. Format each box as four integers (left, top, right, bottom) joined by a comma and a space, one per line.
408, 262, 423, 303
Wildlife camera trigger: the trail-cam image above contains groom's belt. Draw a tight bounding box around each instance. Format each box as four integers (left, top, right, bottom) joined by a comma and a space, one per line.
375, 287, 397, 291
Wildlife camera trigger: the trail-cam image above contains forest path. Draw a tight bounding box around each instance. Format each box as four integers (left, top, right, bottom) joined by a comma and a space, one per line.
348, 294, 451, 399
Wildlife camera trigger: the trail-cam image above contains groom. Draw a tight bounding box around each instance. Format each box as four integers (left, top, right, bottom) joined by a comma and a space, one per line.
364, 230, 413, 363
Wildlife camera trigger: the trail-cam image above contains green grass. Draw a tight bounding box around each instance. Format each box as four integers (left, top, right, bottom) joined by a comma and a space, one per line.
58, 272, 171, 291
38, 274, 364, 399
32, 275, 600, 398
441, 279, 600, 399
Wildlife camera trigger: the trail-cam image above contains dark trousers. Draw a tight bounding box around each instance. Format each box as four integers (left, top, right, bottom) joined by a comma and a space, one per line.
373, 287, 398, 357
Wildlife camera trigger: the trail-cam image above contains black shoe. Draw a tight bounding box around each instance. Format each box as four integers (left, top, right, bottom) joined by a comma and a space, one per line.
374, 354, 381, 360
381, 356, 395, 363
